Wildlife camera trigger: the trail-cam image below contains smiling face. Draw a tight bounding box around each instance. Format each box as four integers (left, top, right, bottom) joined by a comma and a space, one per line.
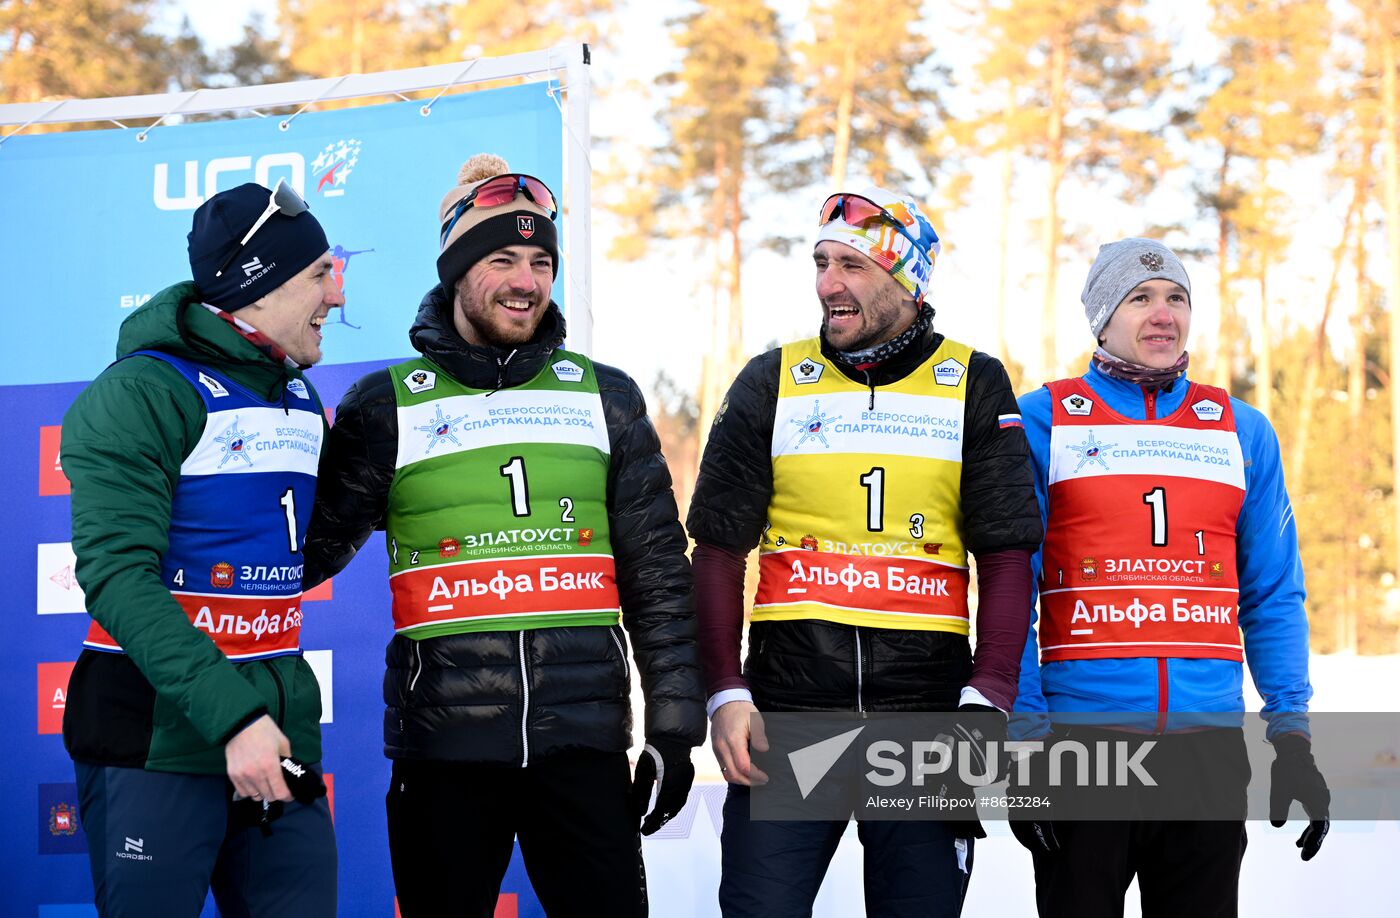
236, 251, 343, 366
814, 240, 919, 352
1098, 278, 1192, 369
452, 245, 554, 347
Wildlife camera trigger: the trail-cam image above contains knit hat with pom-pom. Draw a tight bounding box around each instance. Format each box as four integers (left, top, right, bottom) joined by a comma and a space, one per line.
436, 153, 559, 288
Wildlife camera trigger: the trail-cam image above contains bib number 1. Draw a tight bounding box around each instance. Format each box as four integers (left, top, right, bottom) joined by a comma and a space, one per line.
860, 467, 885, 532
279, 488, 299, 552
500, 456, 531, 517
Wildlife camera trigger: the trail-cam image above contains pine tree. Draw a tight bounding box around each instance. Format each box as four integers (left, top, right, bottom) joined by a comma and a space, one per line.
276, 0, 451, 76
448, 0, 612, 59
793, 0, 944, 189
1193, 0, 1330, 417
614, 0, 788, 443
1, 0, 190, 108
971, 0, 1172, 380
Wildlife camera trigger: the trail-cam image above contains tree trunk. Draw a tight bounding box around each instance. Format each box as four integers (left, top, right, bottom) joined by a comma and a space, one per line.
1040, 34, 1068, 380
698, 146, 730, 458
1256, 264, 1272, 420
1344, 205, 1372, 655
831, 41, 855, 187
1213, 151, 1234, 392
1381, 21, 1400, 583
728, 157, 744, 379
996, 83, 1015, 368
1290, 171, 1362, 493
349, 0, 364, 74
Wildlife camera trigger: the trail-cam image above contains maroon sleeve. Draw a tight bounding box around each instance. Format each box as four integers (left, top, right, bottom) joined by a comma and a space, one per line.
692, 541, 749, 698
969, 548, 1034, 711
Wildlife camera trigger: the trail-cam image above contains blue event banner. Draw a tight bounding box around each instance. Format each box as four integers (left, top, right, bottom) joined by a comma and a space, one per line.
0, 80, 564, 916
0, 84, 564, 387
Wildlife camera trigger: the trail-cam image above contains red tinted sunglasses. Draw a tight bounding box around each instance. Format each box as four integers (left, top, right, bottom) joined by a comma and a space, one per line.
440, 173, 557, 245
818, 192, 931, 259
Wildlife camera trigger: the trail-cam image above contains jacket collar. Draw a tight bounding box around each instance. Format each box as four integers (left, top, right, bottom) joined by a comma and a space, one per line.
409, 284, 568, 390
821, 322, 945, 388
1083, 359, 1191, 420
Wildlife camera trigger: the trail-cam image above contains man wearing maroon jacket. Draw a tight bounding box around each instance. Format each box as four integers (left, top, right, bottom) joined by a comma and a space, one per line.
687, 186, 1043, 917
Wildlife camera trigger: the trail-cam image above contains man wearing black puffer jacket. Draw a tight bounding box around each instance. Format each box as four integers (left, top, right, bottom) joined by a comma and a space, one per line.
302, 154, 705, 917
689, 186, 1043, 917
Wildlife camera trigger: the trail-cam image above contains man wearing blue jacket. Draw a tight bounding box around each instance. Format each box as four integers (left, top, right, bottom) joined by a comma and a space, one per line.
1011, 238, 1330, 917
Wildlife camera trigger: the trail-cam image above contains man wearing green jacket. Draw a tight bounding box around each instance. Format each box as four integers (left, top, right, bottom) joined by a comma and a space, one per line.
62, 181, 343, 917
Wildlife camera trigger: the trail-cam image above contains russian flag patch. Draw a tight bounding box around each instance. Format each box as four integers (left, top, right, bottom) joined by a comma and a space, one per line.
998, 413, 1023, 430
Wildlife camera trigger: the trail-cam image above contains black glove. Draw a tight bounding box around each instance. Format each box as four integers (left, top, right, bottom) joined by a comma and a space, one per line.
279, 755, 328, 804
229, 756, 326, 836
1269, 733, 1330, 861
629, 740, 695, 835
952, 703, 1010, 786
1007, 752, 1060, 854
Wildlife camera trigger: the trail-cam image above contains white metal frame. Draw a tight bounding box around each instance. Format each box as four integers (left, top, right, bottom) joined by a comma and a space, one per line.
0, 44, 595, 351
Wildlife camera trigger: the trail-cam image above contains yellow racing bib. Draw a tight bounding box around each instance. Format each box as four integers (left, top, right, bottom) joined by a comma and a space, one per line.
754, 337, 973, 632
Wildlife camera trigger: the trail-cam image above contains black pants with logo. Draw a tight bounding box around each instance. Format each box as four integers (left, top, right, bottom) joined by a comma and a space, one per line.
387, 750, 646, 918
73, 761, 336, 918
1029, 726, 1251, 918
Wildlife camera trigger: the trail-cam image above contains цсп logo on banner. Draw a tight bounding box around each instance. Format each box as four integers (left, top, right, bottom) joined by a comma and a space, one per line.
153, 139, 364, 210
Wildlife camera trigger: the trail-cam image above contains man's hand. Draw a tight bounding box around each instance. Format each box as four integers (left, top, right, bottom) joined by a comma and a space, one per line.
711, 700, 769, 786
629, 741, 696, 835
1270, 733, 1330, 861
226, 714, 293, 803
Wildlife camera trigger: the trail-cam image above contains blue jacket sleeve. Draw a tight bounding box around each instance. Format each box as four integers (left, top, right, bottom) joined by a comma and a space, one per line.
1010, 387, 1052, 739
1232, 400, 1312, 738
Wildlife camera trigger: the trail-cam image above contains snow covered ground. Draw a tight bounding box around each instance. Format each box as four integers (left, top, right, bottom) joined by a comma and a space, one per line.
637, 653, 1400, 915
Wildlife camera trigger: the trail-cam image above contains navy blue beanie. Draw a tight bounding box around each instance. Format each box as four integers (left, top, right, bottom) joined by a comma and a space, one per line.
188, 183, 330, 311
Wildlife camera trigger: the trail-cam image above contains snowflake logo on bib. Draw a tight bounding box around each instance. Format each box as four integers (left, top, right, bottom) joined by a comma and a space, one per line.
1068, 430, 1116, 473
790, 401, 837, 449
414, 404, 468, 453
214, 417, 257, 468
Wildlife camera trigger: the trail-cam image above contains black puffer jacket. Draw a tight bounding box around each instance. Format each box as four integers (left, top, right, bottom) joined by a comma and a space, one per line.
303, 287, 705, 762
687, 326, 1042, 713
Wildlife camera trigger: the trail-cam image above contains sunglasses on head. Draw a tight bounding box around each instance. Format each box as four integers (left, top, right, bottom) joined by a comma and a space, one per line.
818, 193, 933, 260
440, 173, 558, 246
215, 179, 310, 278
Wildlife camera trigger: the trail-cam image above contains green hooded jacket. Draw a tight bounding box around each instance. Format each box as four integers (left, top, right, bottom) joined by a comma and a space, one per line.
61, 281, 324, 774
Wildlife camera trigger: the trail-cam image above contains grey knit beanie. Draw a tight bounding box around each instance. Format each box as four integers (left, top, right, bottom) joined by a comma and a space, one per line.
1082, 238, 1191, 337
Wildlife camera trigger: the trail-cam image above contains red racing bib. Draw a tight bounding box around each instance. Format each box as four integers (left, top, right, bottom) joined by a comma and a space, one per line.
1038, 379, 1245, 662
